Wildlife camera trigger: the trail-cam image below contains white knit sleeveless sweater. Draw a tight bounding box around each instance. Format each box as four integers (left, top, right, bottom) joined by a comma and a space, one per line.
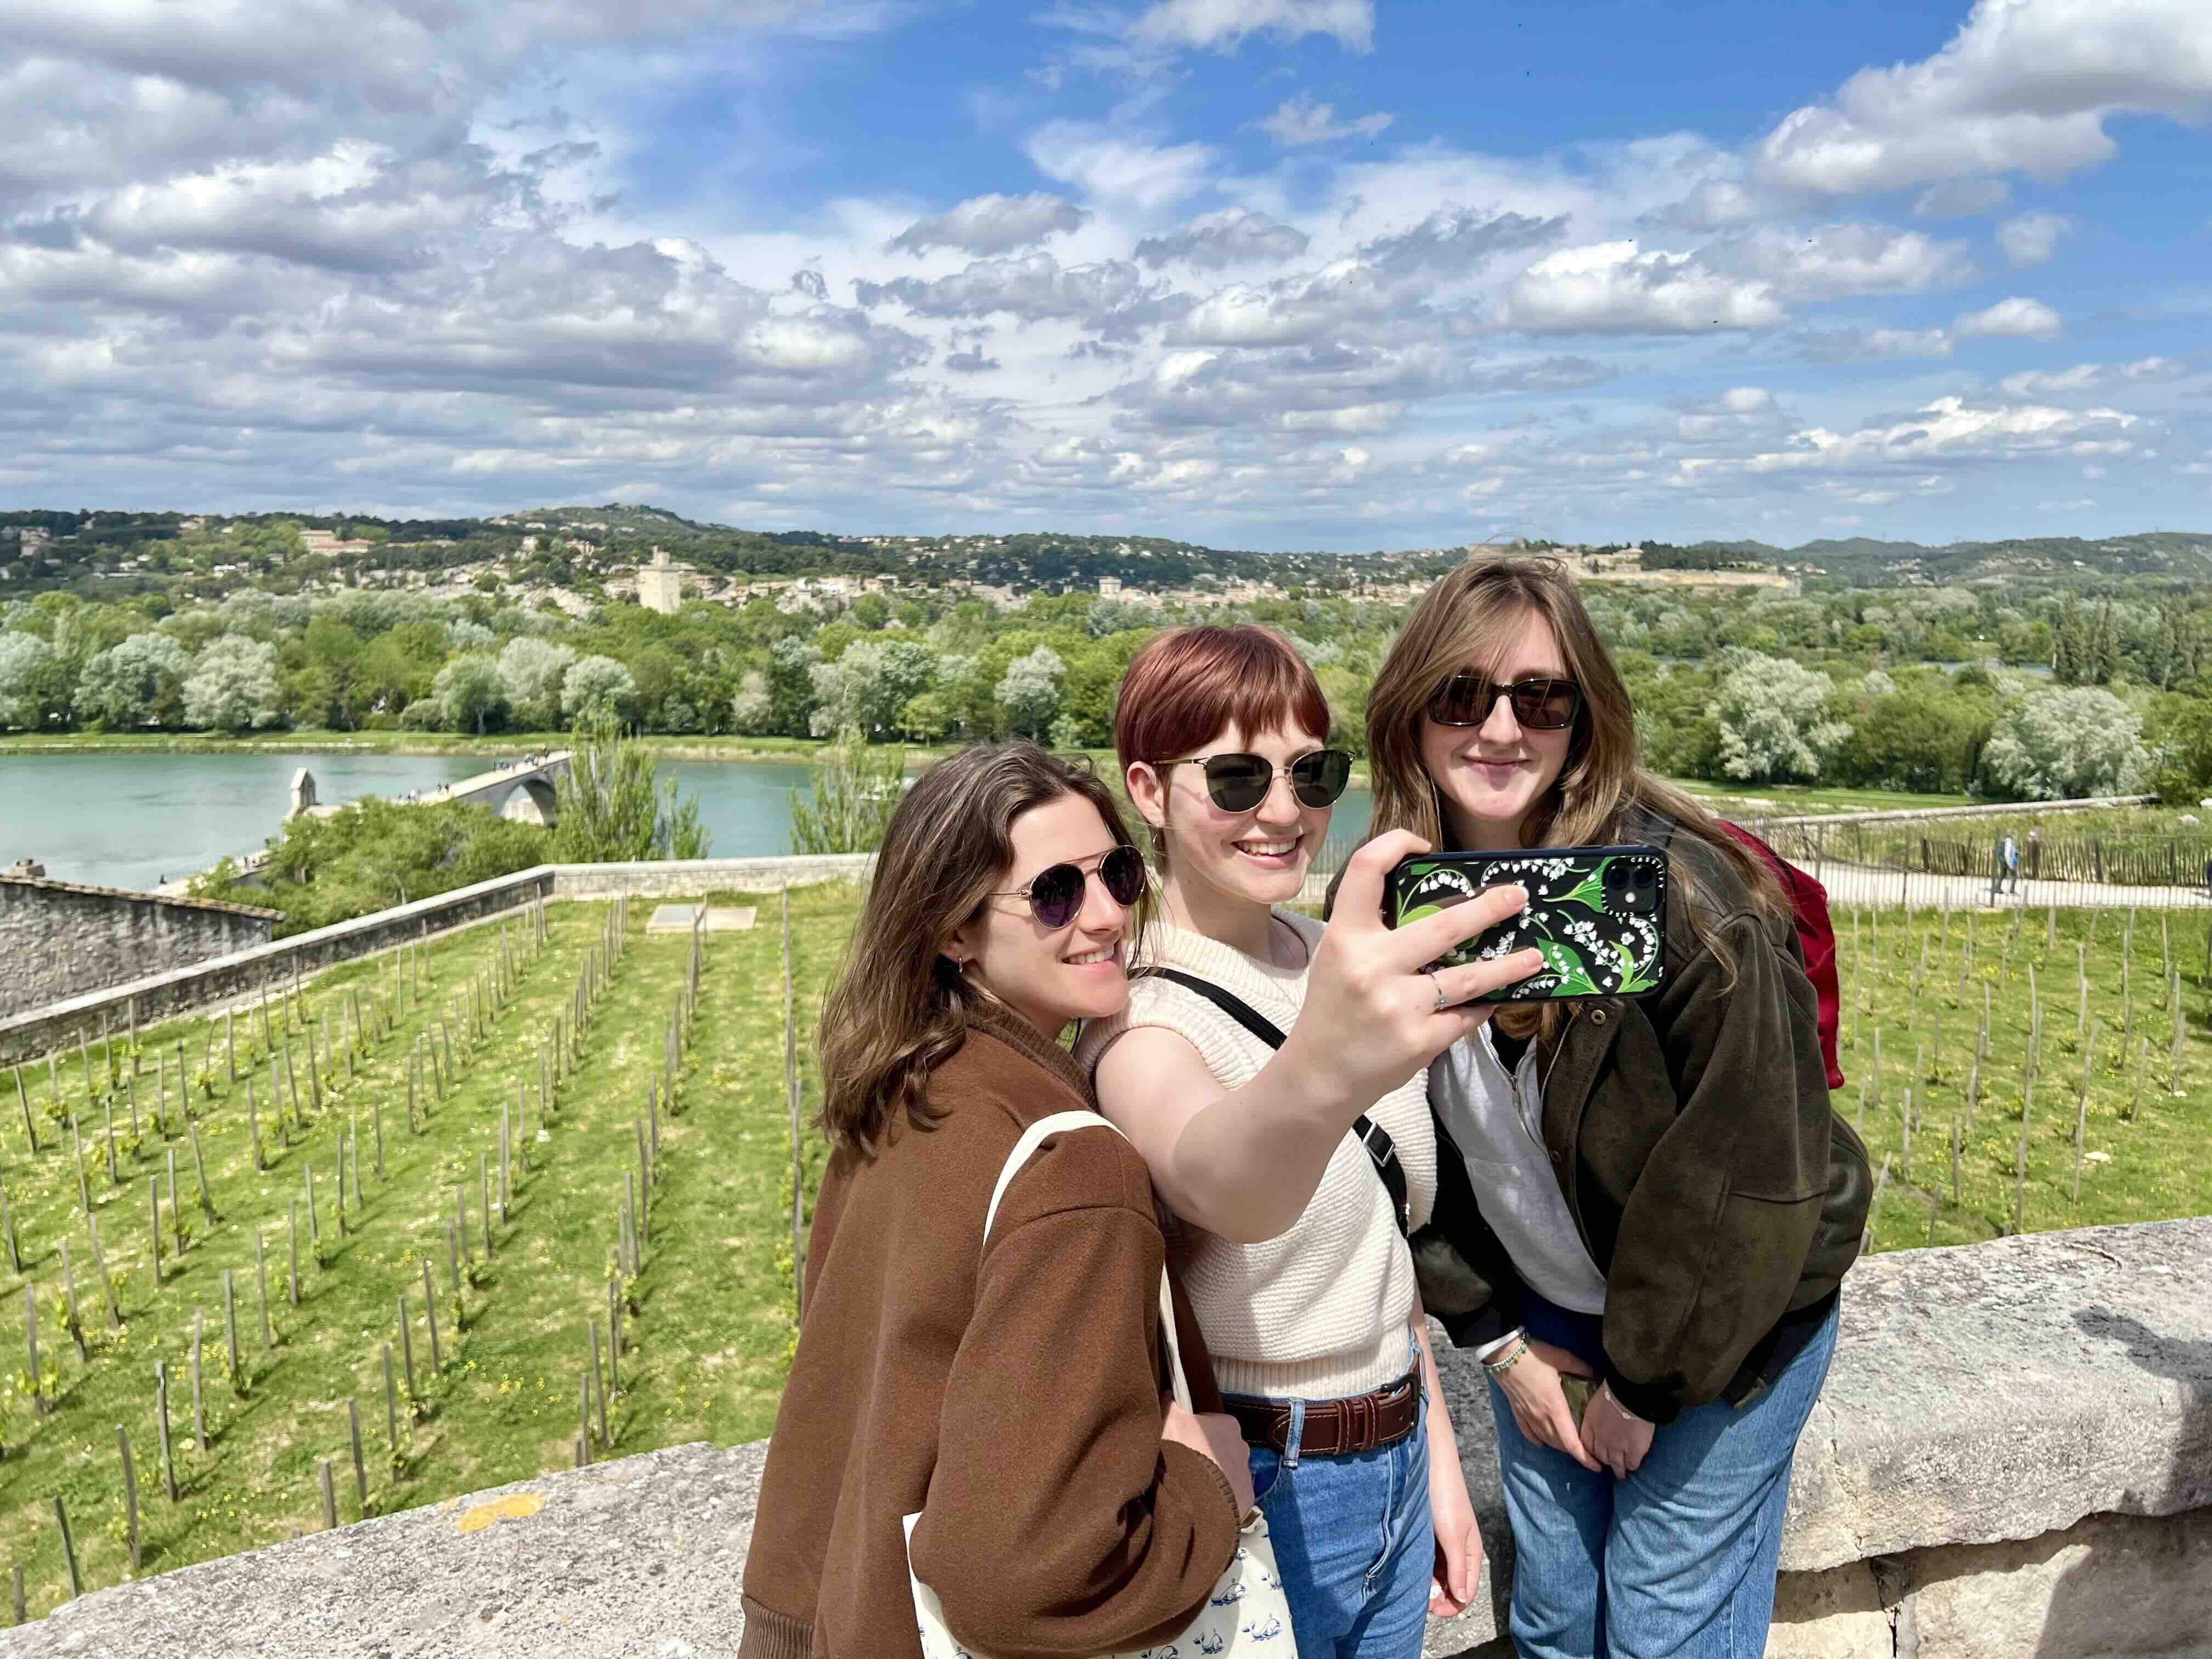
1074, 909, 1435, 1402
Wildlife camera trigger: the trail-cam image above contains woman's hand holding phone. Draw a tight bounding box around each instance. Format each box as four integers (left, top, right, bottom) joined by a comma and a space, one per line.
1496, 1339, 1603, 1473
1285, 832, 1544, 1111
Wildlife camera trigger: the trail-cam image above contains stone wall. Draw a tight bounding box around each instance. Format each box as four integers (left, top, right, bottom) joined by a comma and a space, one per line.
0, 855, 876, 1065
6, 1218, 2205, 1658
0, 876, 277, 1019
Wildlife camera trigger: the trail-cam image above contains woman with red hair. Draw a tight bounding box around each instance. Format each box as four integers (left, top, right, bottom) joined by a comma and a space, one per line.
1077, 624, 1541, 1657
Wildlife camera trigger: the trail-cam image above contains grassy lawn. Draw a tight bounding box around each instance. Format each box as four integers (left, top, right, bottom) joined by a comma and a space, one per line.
1838, 896, 2212, 1252
1671, 778, 1982, 816
0, 884, 855, 1621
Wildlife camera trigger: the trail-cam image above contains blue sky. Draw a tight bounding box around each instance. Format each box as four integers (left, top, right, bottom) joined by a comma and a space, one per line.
3, 0, 2209, 550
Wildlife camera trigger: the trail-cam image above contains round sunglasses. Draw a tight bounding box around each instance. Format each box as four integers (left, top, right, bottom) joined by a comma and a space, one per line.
1426, 673, 1582, 731
990, 842, 1148, 930
1158, 749, 1353, 814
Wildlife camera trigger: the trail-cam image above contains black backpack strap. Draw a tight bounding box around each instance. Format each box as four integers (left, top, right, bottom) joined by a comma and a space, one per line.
1140, 968, 1410, 1237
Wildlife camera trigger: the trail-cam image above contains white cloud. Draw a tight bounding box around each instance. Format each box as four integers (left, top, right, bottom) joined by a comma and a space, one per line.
1680, 394, 2138, 481
1134, 208, 1310, 268
853, 251, 1181, 333
1127, 0, 1374, 54
1024, 122, 1216, 210
1355, 205, 1567, 276
1719, 223, 1976, 298
1954, 295, 2063, 338
1499, 240, 1786, 334
1997, 211, 2071, 265
1252, 93, 1393, 146
1749, 0, 2212, 199
887, 193, 1088, 256
1797, 326, 1956, 359
1913, 177, 2010, 217
1996, 356, 2189, 397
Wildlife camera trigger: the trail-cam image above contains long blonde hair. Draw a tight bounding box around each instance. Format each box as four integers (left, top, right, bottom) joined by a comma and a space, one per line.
1364, 557, 1785, 1032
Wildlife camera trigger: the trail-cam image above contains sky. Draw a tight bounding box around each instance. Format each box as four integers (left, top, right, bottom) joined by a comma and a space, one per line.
4, 0, 2210, 552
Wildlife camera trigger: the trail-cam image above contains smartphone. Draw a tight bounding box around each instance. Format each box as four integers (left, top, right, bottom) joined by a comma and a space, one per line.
1384, 845, 1669, 1001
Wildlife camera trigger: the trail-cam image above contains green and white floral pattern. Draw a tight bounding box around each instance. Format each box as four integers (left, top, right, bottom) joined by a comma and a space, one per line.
1392, 851, 1666, 1000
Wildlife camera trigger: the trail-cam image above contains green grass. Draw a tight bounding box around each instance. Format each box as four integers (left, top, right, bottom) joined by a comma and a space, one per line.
1672, 778, 1982, 816
1838, 897, 2212, 1252
0, 884, 855, 1621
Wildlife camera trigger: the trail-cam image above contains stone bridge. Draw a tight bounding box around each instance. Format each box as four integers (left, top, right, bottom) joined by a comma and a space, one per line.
296, 749, 571, 828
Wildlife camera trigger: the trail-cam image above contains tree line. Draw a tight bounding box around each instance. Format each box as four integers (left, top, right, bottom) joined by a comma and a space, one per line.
7, 572, 2212, 803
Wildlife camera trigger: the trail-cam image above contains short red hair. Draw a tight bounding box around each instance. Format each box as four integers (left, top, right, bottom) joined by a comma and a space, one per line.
1114, 624, 1331, 774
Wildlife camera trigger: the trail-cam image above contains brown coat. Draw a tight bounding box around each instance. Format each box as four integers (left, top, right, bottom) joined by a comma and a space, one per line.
737, 1005, 1242, 1659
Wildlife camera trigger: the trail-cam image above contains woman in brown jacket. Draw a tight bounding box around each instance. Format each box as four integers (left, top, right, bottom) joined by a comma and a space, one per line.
739, 742, 1250, 1659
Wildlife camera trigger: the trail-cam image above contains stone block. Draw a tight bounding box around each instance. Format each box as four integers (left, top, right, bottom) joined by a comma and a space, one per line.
1768, 1562, 1892, 1658
1904, 1507, 2212, 1658
1777, 1218, 2212, 1572
0, 1441, 768, 1658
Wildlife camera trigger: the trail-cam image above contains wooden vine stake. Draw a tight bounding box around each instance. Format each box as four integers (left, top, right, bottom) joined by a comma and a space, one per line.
118, 1425, 142, 1569
785, 885, 804, 1316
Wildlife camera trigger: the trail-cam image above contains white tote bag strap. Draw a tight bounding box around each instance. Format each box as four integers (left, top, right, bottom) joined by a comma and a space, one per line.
981, 1110, 1113, 1242
980, 1109, 1195, 1410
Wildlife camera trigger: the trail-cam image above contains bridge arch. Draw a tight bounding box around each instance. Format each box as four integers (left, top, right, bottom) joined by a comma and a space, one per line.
500, 775, 562, 826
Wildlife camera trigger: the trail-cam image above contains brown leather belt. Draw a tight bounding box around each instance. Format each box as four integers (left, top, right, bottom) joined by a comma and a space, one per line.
1224, 1366, 1422, 1459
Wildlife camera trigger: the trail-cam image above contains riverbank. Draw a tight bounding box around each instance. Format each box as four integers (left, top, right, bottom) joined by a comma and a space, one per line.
0, 730, 1983, 815
0, 730, 831, 765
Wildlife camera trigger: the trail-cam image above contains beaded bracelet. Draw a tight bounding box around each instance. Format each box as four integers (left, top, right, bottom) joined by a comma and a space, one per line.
1481, 1334, 1531, 1379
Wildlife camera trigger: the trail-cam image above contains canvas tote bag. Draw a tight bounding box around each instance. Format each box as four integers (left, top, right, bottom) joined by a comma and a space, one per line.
904, 1109, 1299, 1657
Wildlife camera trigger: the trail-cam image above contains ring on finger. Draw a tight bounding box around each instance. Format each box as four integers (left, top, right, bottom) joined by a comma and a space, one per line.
1424, 967, 1447, 1012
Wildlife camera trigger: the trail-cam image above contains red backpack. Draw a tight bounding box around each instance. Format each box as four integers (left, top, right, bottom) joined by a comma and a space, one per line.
1647, 812, 1844, 1091
1717, 822, 1846, 1091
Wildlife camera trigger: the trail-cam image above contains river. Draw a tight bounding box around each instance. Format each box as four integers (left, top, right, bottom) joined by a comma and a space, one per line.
0, 752, 1373, 892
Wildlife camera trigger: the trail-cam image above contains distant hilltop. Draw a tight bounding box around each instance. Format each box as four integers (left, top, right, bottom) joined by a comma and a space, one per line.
2, 503, 2209, 598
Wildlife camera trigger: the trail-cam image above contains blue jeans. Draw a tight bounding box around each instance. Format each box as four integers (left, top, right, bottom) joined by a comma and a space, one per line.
1242, 1389, 1433, 1657
1487, 1302, 1841, 1658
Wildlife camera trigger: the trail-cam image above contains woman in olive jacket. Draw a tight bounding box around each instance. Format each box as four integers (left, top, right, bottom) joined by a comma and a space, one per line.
740, 743, 1249, 1659
1357, 558, 1870, 1659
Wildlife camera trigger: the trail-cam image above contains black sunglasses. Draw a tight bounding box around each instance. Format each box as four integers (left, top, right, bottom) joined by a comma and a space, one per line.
1158, 749, 1353, 814
1426, 673, 1583, 731
991, 843, 1147, 930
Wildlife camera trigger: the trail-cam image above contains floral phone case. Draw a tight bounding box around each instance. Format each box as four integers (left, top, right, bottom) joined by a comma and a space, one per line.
1384, 846, 1669, 1001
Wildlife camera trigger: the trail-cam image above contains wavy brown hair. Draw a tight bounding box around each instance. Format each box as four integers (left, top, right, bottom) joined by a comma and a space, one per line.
816, 741, 1141, 1156
1364, 556, 1785, 1036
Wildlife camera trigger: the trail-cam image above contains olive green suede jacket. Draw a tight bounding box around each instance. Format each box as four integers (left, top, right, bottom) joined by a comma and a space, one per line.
1368, 831, 1871, 1424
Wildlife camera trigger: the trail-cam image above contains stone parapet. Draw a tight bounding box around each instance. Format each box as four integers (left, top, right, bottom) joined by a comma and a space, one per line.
0, 875, 279, 1019
0, 855, 876, 1065
4, 1218, 2204, 1657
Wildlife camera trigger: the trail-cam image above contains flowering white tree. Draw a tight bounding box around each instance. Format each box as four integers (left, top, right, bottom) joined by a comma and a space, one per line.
433, 652, 507, 735
496, 636, 577, 729
183, 634, 283, 731
808, 641, 888, 737
0, 631, 58, 728
996, 645, 1065, 739
75, 632, 193, 728
1983, 687, 2152, 800
730, 668, 772, 733
1713, 650, 1849, 782
561, 654, 637, 722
